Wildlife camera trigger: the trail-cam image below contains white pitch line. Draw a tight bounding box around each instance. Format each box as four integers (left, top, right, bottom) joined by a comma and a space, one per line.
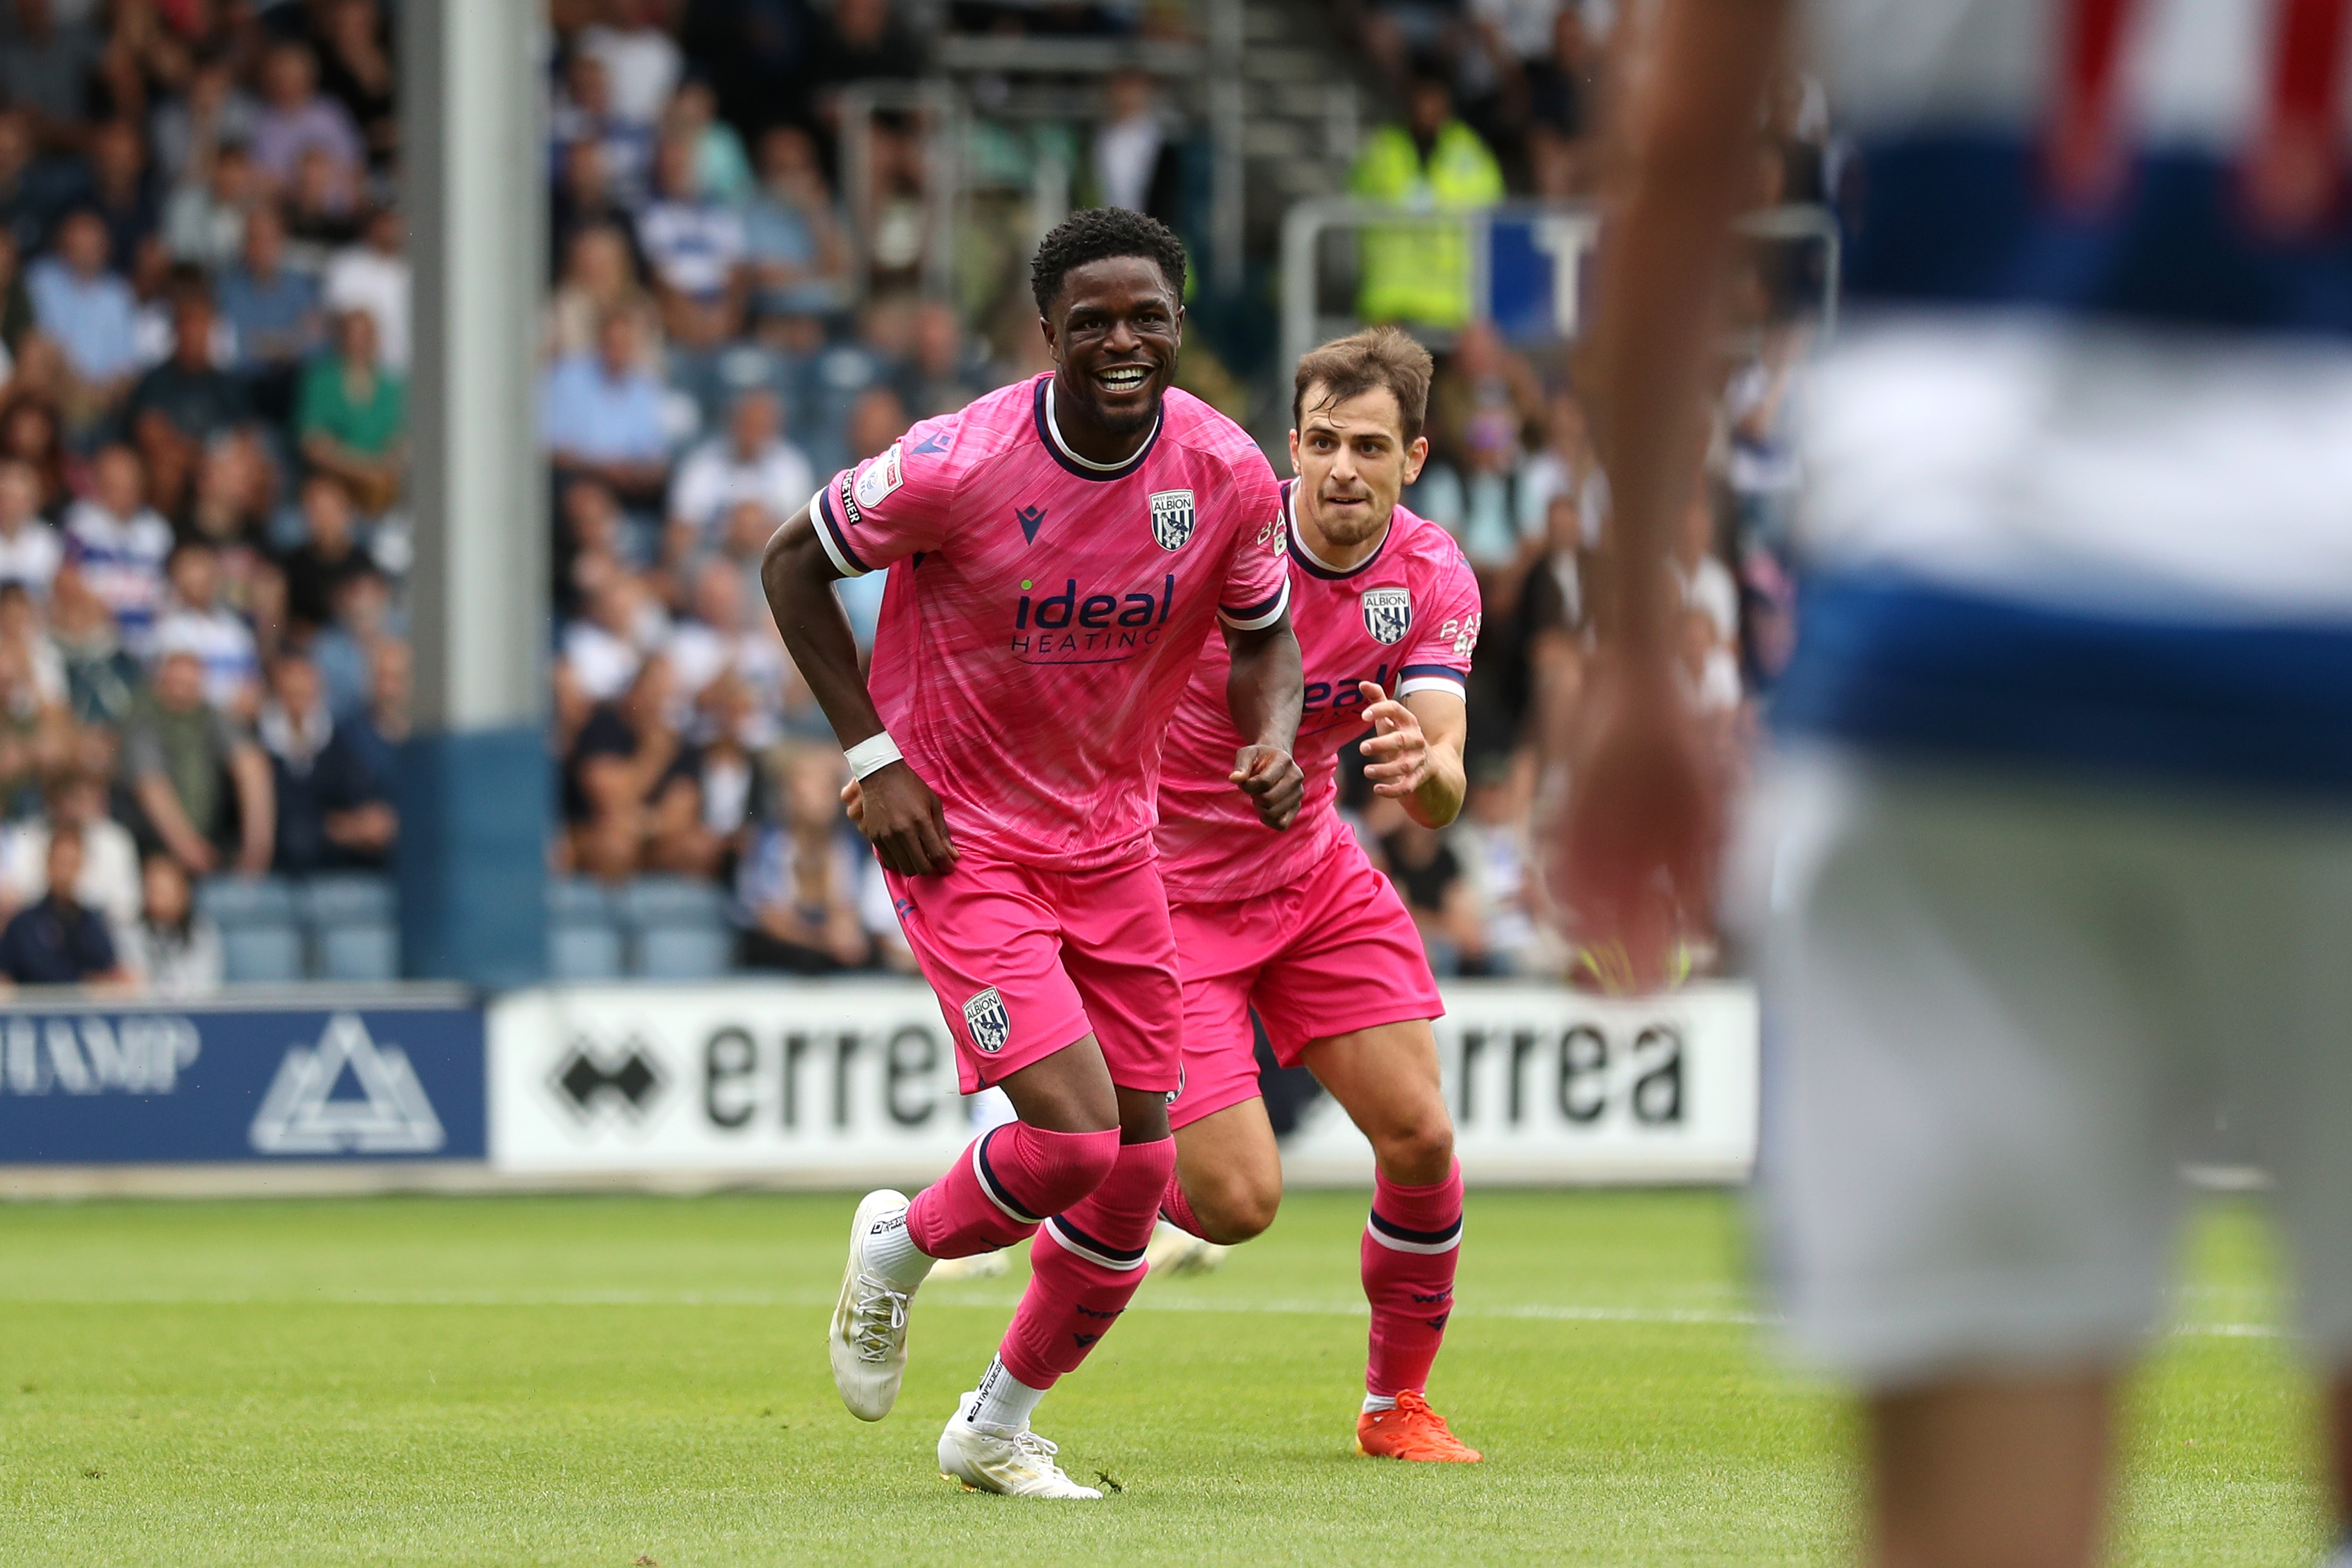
0, 1287, 2286, 1337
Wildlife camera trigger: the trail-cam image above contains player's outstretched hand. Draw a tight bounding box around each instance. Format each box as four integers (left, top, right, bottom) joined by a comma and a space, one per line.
1548, 665, 1721, 994
847, 760, 958, 875
1230, 744, 1305, 832
1356, 681, 1431, 798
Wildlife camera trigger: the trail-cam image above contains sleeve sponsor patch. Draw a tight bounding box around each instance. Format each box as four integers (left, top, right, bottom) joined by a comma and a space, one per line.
853, 442, 906, 512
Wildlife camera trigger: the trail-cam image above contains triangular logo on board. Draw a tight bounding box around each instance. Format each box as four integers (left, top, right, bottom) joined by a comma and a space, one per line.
249, 1013, 446, 1154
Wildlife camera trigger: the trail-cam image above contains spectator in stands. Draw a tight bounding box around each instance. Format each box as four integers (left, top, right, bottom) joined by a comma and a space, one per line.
310, 564, 393, 719
337, 633, 408, 787
0, 395, 65, 510
322, 204, 407, 373
0, 824, 131, 989
258, 650, 392, 873
123, 644, 273, 877
278, 472, 368, 635
665, 387, 810, 559
896, 300, 999, 422
283, 144, 362, 253
0, 458, 61, 596
48, 562, 140, 727
181, 433, 281, 612
547, 221, 660, 373
736, 743, 871, 974
249, 40, 364, 201
665, 558, 784, 735
65, 442, 174, 653
637, 132, 747, 352
1349, 69, 1504, 329
1, 1, 103, 155
0, 111, 40, 258
742, 124, 848, 322
550, 51, 653, 211
217, 203, 323, 381
1452, 758, 1543, 974
27, 210, 142, 424
126, 278, 248, 474
667, 78, 752, 206
543, 308, 671, 506
563, 654, 717, 882
297, 306, 403, 515
578, 0, 685, 128
315, 0, 397, 171
688, 669, 763, 867
79, 119, 161, 274
1091, 69, 1182, 228
562, 566, 656, 706
811, 0, 926, 110
0, 230, 31, 359
153, 543, 260, 717
151, 53, 258, 192
162, 138, 253, 272
119, 850, 221, 996
0, 769, 142, 936
1376, 802, 1490, 976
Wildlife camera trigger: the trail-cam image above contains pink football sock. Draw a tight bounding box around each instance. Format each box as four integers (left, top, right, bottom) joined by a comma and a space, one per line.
1360, 1160, 1463, 1397
1158, 1168, 1208, 1239
999, 1135, 1177, 1388
906, 1123, 1120, 1260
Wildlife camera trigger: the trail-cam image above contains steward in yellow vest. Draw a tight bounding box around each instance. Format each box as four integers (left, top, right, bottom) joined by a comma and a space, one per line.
1348, 79, 1506, 328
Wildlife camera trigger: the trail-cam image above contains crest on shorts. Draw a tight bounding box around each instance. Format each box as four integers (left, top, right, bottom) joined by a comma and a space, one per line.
1163, 1065, 1186, 1108
1361, 587, 1412, 644
962, 988, 1010, 1053
1149, 490, 1196, 551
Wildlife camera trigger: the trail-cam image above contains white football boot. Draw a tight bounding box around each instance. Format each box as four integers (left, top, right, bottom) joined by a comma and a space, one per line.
926, 1248, 1010, 1282
1143, 1219, 1228, 1277
828, 1189, 925, 1421
938, 1396, 1103, 1499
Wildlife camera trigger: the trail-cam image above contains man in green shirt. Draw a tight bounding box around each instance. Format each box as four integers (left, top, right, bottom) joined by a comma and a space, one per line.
297, 307, 405, 514
1349, 74, 1506, 330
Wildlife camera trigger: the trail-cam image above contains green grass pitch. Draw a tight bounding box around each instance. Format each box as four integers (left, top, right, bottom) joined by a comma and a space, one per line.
0, 1189, 2326, 1566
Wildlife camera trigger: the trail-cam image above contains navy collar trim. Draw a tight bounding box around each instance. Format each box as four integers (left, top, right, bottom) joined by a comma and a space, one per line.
1031, 374, 1162, 482
1283, 479, 1395, 580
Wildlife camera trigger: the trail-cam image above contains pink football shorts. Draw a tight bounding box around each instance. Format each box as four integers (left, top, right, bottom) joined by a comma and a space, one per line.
883, 844, 1182, 1095
1163, 836, 1445, 1131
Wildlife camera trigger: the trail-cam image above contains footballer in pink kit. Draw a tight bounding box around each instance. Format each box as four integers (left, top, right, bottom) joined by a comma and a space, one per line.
760, 209, 1303, 1499
1154, 328, 1483, 1462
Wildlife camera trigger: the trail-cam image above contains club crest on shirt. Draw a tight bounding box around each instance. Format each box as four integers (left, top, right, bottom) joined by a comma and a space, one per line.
962, 987, 1010, 1053
1149, 489, 1196, 551
1361, 587, 1412, 644
854, 442, 906, 512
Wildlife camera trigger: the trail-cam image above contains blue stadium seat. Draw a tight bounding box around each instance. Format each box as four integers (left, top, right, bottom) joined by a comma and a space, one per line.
222, 923, 303, 984
635, 924, 734, 980
549, 878, 615, 921
549, 921, 624, 981
319, 922, 399, 983
296, 873, 396, 926
616, 876, 730, 926
196, 876, 297, 926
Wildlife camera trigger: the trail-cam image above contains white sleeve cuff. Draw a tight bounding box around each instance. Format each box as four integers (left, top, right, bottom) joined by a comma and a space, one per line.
1217, 575, 1291, 632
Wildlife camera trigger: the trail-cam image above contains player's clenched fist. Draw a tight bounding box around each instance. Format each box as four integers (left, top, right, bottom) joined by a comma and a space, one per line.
1356, 681, 1433, 798
842, 760, 959, 875
1230, 744, 1305, 831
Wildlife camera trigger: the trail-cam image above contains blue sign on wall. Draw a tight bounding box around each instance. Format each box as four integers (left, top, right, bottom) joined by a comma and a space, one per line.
0, 1004, 485, 1163
1485, 211, 1601, 347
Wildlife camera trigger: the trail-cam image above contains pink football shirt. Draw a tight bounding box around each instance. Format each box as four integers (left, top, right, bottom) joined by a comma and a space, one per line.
1156, 481, 1481, 903
813, 374, 1290, 871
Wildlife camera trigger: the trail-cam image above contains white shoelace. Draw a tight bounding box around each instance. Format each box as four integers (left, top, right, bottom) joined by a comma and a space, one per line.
849, 1273, 909, 1362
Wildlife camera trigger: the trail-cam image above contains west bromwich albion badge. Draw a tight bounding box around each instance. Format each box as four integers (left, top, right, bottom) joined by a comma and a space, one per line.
1149, 490, 1196, 551
1361, 587, 1412, 644
962, 988, 1010, 1053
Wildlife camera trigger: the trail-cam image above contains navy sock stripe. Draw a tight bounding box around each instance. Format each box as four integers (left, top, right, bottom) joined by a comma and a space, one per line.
974, 1128, 1044, 1224
1048, 1214, 1148, 1265
1368, 1209, 1463, 1246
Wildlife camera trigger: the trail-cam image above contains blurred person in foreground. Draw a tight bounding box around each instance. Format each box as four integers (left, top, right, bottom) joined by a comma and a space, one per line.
0, 824, 131, 989
1563, 3, 2352, 1567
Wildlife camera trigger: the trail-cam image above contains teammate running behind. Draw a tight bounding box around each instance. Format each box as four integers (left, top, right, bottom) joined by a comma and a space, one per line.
762, 208, 1303, 1499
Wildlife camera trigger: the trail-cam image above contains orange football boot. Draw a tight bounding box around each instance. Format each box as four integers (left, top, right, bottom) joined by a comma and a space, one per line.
1355, 1390, 1482, 1462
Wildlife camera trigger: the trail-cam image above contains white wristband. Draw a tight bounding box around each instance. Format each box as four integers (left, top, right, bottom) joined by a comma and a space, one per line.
844, 731, 904, 781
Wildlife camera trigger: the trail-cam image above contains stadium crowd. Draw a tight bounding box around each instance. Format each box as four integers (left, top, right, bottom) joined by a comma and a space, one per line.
0, 0, 1822, 989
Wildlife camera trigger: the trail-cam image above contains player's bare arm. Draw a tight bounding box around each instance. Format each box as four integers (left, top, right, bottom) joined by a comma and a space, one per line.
1224, 609, 1306, 831
1561, 0, 1788, 988
760, 508, 956, 876
1358, 682, 1467, 828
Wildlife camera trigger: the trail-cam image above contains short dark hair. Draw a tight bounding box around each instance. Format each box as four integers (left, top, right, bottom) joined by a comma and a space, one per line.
1292, 326, 1435, 445
1029, 207, 1187, 315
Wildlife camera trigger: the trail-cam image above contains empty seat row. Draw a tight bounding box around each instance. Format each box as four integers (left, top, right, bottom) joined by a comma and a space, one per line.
196, 874, 400, 985
549, 876, 735, 981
